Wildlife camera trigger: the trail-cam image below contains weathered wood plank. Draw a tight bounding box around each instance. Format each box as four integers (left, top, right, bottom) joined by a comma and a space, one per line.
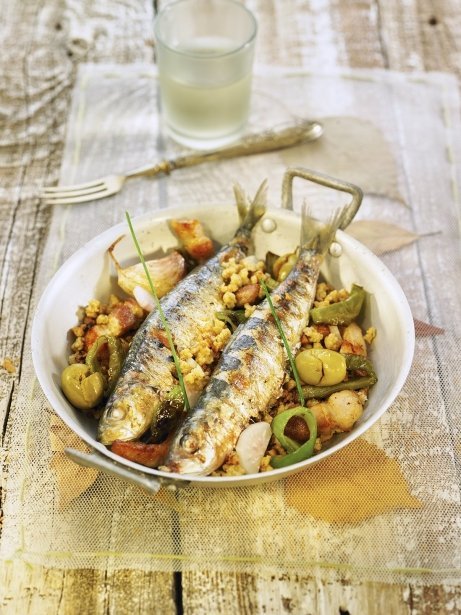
182, 571, 461, 614
0, 562, 176, 614
181, 571, 414, 615
378, 0, 461, 73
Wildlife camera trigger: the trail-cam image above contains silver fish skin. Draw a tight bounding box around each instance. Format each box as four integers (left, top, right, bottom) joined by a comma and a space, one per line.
164, 208, 347, 475
98, 183, 267, 445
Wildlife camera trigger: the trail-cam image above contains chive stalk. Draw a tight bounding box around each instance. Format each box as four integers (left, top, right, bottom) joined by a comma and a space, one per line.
126, 212, 191, 412
260, 280, 305, 407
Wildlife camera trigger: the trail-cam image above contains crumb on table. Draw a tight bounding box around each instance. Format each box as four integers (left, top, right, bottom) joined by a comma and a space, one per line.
1, 357, 16, 374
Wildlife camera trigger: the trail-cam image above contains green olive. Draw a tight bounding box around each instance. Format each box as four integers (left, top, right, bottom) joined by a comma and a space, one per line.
272, 254, 289, 280
295, 349, 347, 386
61, 364, 105, 410
277, 253, 298, 282
295, 352, 323, 385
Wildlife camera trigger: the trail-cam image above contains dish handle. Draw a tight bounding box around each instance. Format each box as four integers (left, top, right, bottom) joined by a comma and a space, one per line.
281, 167, 363, 229
65, 447, 189, 494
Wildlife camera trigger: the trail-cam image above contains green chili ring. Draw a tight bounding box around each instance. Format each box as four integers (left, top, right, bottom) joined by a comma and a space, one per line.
270, 406, 317, 468
85, 334, 125, 396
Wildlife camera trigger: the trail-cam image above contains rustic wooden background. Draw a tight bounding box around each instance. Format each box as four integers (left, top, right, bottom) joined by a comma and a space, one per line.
1, 0, 460, 612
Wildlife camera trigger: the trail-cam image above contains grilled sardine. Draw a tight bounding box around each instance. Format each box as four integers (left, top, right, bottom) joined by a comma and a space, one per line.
98, 183, 267, 445
164, 207, 347, 475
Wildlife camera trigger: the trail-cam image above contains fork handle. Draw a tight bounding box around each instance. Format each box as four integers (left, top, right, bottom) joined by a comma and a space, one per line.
125, 119, 323, 179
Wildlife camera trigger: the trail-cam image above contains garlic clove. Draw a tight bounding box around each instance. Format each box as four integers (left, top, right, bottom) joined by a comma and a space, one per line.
108, 238, 186, 298
236, 422, 272, 474
133, 286, 156, 313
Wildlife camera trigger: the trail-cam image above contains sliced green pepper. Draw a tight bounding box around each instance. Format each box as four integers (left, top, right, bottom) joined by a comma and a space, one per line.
302, 353, 377, 399
310, 284, 366, 325
270, 406, 318, 468
85, 335, 126, 395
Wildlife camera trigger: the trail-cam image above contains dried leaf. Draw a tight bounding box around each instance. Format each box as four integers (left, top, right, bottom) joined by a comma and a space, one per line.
414, 319, 445, 337
285, 439, 422, 523
347, 220, 419, 255
280, 117, 406, 204
49, 415, 99, 508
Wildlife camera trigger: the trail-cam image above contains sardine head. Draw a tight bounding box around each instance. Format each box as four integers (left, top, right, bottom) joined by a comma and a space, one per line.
165, 431, 221, 476
98, 385, 158, 445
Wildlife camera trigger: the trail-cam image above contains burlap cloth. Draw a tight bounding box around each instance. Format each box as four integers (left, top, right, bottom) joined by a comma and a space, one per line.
1, 66, 460, 584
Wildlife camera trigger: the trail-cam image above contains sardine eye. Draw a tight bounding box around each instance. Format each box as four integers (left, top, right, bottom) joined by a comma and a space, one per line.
181, 435, 198, 454
110, 407, 126, 420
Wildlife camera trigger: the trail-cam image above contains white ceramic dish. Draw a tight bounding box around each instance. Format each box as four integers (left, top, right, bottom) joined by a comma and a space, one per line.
31, 203, 415, 491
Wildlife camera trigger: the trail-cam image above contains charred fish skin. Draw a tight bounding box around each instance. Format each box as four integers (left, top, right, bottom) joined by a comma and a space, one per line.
98, 184, 267, 446
165, 209, 346, 476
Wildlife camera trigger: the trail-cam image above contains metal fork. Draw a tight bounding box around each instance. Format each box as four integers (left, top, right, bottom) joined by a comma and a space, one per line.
40, 120, 323, 205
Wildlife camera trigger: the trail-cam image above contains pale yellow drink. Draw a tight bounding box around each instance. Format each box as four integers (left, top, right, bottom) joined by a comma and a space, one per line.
155, 1, 257, 148
159, 40, 252, 143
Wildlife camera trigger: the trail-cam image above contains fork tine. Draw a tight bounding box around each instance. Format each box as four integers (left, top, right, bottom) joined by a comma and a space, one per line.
42, 179, 106, 194
41, 183, 110, 200
42, 189, 115, 205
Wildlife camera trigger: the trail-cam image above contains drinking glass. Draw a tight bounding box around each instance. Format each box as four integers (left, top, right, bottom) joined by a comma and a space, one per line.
154, 0, 257, 149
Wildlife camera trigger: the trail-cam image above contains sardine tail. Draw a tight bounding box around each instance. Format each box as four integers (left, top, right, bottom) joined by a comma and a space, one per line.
237, 179, 267, 232
300, 202, 346, 255
233, 183, 250, 223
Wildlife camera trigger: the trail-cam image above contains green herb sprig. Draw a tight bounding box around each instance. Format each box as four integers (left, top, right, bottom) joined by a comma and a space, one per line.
260, 279, 305, 407
126, 212, 190, 412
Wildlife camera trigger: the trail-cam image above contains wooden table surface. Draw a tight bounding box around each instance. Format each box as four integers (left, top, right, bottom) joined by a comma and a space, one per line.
1, 1, 460, 613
